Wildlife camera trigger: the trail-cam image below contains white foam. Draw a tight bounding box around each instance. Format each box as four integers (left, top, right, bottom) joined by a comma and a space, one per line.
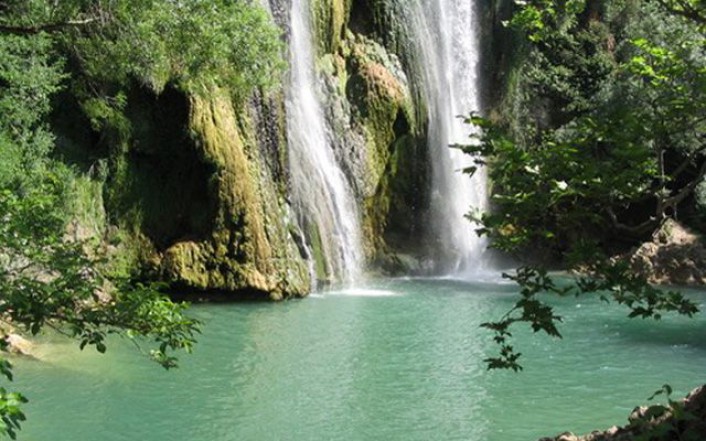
333, 288, 401, 297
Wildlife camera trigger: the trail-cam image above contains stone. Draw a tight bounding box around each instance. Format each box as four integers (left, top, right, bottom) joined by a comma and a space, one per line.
542, 385, 706, 441
626, 219, 706, 286
4, 334, 33, 356
605, 426, 619, 436
628, 406, 649, 423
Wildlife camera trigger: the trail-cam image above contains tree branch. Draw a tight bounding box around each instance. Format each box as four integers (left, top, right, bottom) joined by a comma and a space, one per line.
606, 207, 659, 237
0, 18, 97, 36
661, 156, 706, 209
654, 0, 706, 25
671, 154, 697, 180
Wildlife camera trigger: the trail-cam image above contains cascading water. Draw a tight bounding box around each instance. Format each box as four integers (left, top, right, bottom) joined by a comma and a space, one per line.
392, 0, 488, 275
286, 0, 363, 285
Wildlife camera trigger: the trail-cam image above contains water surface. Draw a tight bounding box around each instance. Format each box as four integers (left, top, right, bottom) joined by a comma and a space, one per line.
13, 277, 706, 440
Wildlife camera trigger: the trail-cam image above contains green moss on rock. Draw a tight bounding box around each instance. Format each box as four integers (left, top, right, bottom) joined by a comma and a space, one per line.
158, 92, 310, 299
312, 0, 352, 54
339, 35, 417, 261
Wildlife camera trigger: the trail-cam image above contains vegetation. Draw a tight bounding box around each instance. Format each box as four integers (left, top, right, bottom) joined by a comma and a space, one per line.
462, 0, 705, 370
0, 0, 285, 437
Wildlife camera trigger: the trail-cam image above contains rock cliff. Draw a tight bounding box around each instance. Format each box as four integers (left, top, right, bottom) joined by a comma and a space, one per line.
57, 0, 437, 297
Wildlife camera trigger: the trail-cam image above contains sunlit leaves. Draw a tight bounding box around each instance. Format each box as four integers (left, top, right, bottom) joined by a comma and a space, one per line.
0, 33, 64, 188
0, 384, 27, 440
508, 0, 588, 42
62, 0, 284, 97
481, 267, 570, 370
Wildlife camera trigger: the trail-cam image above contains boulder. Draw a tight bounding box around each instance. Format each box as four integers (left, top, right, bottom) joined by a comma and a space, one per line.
4, 334, 33, 356
627, 219, 706, 285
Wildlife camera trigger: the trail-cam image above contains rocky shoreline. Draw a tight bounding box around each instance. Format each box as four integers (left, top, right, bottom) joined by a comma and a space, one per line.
540, 385, 706, 441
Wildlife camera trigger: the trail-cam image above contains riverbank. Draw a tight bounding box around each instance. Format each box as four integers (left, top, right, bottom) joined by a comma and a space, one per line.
541, 385, 706, 441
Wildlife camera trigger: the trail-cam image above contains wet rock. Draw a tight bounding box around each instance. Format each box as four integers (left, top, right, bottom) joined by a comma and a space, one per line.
604, 425, 619, 436
540, 385, 706, 441
628, 406, 649, 423
626, 219, 706, 285
158, 95, 311, 298
4, 334, 33, 356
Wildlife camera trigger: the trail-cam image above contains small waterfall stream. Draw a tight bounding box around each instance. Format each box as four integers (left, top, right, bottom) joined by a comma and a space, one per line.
286, 0, 363, 285
284, 0, 487, 284
392, 0, 488, 275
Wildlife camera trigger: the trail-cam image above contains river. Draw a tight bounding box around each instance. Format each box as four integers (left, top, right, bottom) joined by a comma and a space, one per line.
13, 277, 706, 440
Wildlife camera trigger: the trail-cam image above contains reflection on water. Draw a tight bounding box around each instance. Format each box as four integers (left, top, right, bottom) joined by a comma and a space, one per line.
12, 278, 706, 441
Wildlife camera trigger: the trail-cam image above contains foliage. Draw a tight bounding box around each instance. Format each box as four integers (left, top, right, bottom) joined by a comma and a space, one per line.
626, 384, 705, 441
463, 0, 705, 370
0, 0, 285, 151
0, 178, 200, 437
61, 0, 285, 96
0, 1, 277, 436
0, 32, 64, 189
0, 182, 200, 362
0, 0, 284, 95
653, 0, 706, 25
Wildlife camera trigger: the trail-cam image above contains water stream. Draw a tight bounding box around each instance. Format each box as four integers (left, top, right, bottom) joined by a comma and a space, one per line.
286, 0, 363, 285
391, 0, 489, 275
285, 0, 489, 282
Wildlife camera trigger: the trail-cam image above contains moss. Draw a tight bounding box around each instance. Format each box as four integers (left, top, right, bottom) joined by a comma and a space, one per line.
94, 85, 309, 299
311, 0, 352, 54
336, 35, 418, 261
305, 221, 328, 283
158, 92, 310, 298
362, 132, 428, 262
102, 86, 217, 252
349, 0, 393, 41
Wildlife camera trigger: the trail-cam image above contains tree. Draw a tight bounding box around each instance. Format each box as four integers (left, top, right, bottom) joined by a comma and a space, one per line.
0, 0, 284, 93
0, 0, 286, 436
0, 184, 200, 438
0, 32, 197, 427
654, 0, 706, 24
462, 0, 705, 371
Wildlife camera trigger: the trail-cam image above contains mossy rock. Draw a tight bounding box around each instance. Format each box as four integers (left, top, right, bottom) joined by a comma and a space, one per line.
314, 17, 427, 269
103, 87, 310, 299
312, 0, 352, 54
158, 93, 310, 299
340, 35, 419, 261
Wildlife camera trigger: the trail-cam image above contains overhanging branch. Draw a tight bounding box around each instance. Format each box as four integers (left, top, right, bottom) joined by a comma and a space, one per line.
606, 207, 659, 237
660, 155, 706, 209
654, 0, 706, 24
0, 18, 97, 36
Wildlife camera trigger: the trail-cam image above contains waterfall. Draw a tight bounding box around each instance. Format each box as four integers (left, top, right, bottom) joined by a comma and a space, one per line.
392, 0, 488, 275
286, 0, 363, 285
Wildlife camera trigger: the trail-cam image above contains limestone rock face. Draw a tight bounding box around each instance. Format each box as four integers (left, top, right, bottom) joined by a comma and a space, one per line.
312, 0, 351, 54
101, 85, 310, 299
627, 219, 706, 285
312, 0, 428, 269
97, 0, 432, 295
159, 94, 310, 299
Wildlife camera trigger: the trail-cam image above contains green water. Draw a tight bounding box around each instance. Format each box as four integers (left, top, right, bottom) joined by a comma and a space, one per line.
12, 277, 706, 440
